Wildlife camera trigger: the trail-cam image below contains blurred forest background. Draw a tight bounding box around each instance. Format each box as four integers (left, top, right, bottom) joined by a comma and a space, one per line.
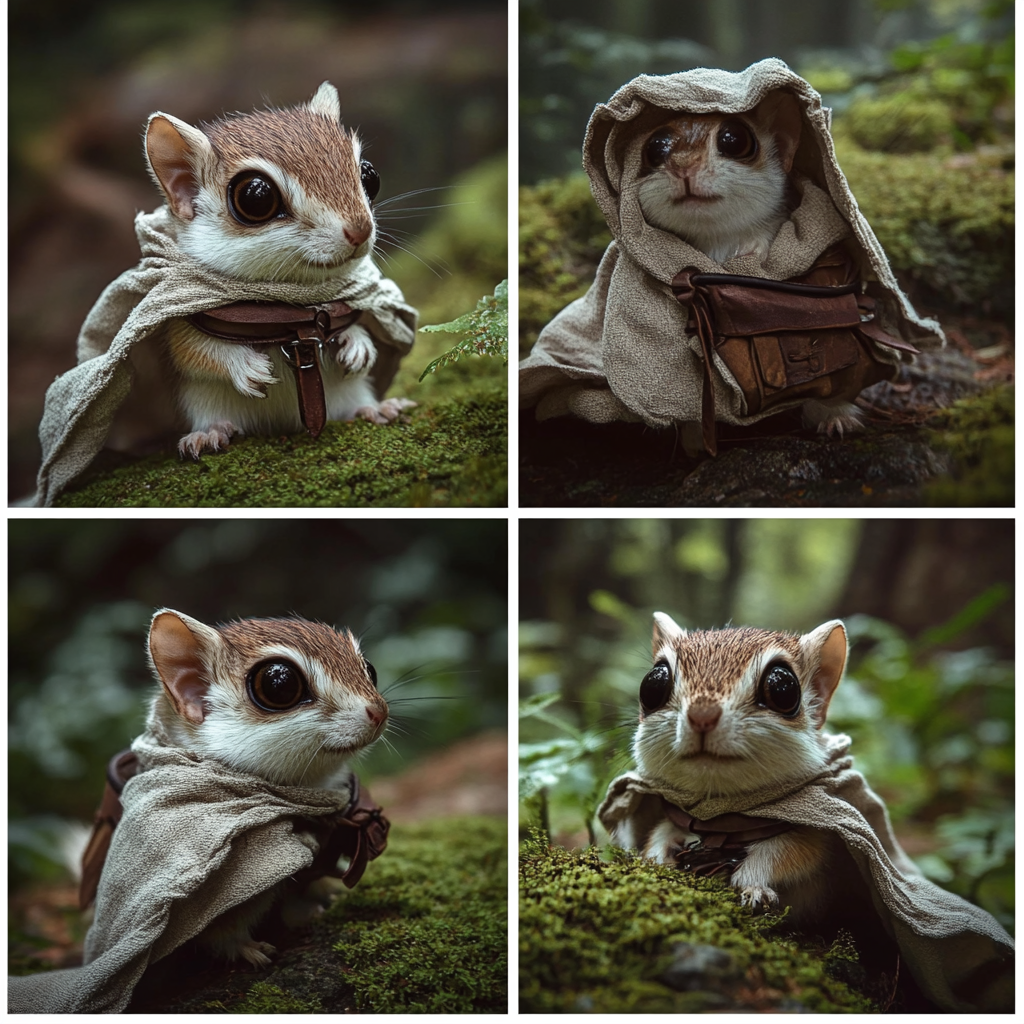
9, 519, 508, 902
9, 0, 508, 499
519, 518, 1014, 932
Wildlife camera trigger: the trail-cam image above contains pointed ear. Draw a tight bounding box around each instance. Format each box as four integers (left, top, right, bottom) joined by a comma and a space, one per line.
308, 81, 341, 122
652, 611, 685, 656
144, 113, 214, 221
799, 620, 847, 727
753, 89, 802, 174
148, 610, 220, 725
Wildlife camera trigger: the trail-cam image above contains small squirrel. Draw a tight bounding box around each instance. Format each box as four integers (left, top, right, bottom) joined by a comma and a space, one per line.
636, 94, 862, 440
145, 609, 389, 966
144, 83, 414, 457
628, 611, 853, 925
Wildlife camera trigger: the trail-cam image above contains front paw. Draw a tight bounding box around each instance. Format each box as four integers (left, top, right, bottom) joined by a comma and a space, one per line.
178, 421, 239, 459
238, 940, 276, 968
801, 399, 864, 438
334, 325, 377, 374
230, 348, 279, 398
355, 397, 417, 425
738, 885, 779, 912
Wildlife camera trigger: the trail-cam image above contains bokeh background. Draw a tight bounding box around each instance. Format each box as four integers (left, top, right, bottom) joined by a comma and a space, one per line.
9, 519, 508, 906
9, 0, 508, 498
519, 518, 1013, 932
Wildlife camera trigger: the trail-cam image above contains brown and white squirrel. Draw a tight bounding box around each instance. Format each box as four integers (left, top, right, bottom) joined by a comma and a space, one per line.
636, 94, 862, 439
144, 83, 415, 457
144, 610, 389, 966
628, 611, 854, 925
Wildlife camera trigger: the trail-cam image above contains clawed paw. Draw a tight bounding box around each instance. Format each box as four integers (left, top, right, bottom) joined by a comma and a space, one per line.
335, 325, 377, 374
232, 351, 279, 398
739, 885, 779, 912
178, 421, 239, 459
355, 397, 417, 425
238, 940, 276, 969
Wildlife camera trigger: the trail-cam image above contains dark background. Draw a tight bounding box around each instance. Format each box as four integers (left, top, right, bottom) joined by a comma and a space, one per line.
9, 518, 508, 889
9, 0, 508, 497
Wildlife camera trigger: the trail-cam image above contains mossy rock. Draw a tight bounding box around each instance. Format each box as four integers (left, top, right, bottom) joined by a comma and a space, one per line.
843, 94, 956, 153
519, 839, 875, 1013
129, 816, 508, 1013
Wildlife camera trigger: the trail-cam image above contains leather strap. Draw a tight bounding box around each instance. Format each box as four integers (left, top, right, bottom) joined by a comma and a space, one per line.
78, 749, 389, 910
660, 796, 795, 880
671, 248, 920, 455
187, 300, 362, 440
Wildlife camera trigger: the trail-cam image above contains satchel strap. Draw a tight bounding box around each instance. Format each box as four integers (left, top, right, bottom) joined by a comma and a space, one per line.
660, 796, 794, 880
187, 300, 362, 440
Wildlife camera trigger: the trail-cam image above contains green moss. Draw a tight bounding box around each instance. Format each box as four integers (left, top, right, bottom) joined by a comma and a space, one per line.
519, 174, 611, 358
56, 377, 506, 507
925, 385, 1014, 506
330, 816, 507, 1013
835, 138, 1014, 310
519, 838, 873, 1013
844, 95, 955, 153
230, 982, 323, 1013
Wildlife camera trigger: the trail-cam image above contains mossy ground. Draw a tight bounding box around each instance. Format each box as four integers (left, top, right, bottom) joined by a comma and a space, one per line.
127, 816, 507, 1013
57, 156, 508, 508
519, 839, 874, 1013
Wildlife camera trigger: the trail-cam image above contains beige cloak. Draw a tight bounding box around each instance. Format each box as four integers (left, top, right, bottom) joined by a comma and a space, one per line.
32, 205, 417, 506
598, 733, 1012, 1012
8, 724, 363, 1013
520, 58, 943, 428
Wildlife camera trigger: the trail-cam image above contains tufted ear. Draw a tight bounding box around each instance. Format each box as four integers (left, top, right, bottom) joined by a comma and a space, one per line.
652, 611, 686, 656
148, 609, 221, 725
144, 113, 215, 221
799, 619, 847, 727
308, 81, 341, 122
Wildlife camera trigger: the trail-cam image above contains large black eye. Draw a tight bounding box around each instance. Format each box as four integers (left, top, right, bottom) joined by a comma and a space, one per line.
716, 120, 757, 160
228, 172, 283, 224
643, 130, 676, 169
640, 661, 673, 715
758, 663, 801, 717
360, 160, 380, 201
364, 659, 378, 688
248, 660, 310, 711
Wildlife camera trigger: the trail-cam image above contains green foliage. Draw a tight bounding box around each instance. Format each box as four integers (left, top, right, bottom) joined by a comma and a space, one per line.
419, 279, 508, 380
844, 95, 955, 153
925, 385, 1014, 506
330, 817, 507, 1013
519, 838, 873, 1012
232, 982, 322, 1013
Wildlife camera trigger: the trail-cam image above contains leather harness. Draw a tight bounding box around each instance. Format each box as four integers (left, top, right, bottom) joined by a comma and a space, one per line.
670, 245, 920, 456
78, 748, 390, 911
660, 796, 795, 879
187, 300, 363, 440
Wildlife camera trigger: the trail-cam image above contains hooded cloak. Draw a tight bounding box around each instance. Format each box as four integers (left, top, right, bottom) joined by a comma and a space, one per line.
32, 205, 417, 507
598, 734, 1012, 1013
520, 58, 943, 429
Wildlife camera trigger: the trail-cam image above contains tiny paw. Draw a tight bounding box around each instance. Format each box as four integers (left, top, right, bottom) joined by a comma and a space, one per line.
178, 421, 239, 459
739, 885, 779, 912
801, 399, 864, 439
232, 350, 279, 398
334, 325, 377, 374
238, 940, 276, 969
354, 397, 417, 425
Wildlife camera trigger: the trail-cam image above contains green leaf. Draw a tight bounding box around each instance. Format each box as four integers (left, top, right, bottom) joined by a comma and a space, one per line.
418, 280, 508, 380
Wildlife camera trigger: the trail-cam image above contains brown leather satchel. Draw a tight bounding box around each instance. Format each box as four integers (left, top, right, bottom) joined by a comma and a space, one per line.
78, 749, 389, 910
671, 246, 919, 456
187, 300, 363, 439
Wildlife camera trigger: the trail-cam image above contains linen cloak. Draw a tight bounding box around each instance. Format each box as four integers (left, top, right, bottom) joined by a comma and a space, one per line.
598, 733, 1013, 1013
8, 723, 365, 1013
520, 58, 943, 428
32, 205, 417, 506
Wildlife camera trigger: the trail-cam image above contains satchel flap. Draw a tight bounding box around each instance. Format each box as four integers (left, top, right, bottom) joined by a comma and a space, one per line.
705, 284, 862, 336
751, 336, 788, 389
775, 331, 860, 386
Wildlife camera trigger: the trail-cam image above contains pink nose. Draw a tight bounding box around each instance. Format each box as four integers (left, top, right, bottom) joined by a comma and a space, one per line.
345, 222, 371, 247
366, 706, 386, 728
687, 701, 721, 733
